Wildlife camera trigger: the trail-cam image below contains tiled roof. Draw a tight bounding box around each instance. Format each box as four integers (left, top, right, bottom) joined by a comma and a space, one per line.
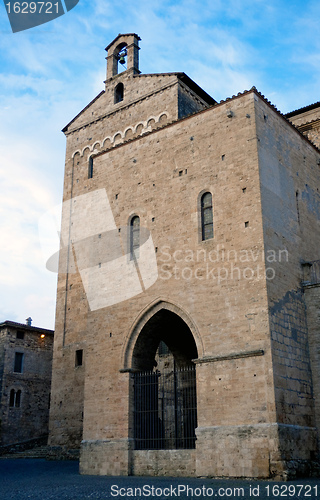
0, 320, 54, 334
285, 101, 320, 118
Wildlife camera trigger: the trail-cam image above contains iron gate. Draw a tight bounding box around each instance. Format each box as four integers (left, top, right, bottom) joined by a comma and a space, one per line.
133, 365, 197, 450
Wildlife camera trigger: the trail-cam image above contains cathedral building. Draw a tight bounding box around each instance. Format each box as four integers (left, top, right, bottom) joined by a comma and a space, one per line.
48, 33, 320, 479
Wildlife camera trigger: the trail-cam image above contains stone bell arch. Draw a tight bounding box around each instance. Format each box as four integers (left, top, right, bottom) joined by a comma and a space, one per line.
105, 33, 141, 80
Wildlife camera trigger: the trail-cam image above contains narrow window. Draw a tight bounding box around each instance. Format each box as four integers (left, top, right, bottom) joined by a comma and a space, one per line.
201, 192, 213, 241
88, 157, 93, 179
75, 349, 83, 367
115, 82, 124, 104
14, 352, 24, 373
15, 390, 21, 408
16, 330, 24, 340
9, 389, 21, 408
130, 216, 140, 260
9, 389, 15, 407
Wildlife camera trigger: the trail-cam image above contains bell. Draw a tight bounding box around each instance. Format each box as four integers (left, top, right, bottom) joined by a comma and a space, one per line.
119, 54, 126, 65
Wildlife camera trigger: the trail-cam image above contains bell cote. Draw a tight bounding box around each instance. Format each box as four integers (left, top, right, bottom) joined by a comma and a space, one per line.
105, 33, 141, 81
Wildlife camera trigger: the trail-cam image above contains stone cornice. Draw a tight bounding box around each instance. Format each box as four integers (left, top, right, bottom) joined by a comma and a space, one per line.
297, 118, 320, 133
193, 349, 264, 364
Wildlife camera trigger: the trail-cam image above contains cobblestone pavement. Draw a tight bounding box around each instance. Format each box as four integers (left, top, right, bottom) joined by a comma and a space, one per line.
0, 459, 319, 500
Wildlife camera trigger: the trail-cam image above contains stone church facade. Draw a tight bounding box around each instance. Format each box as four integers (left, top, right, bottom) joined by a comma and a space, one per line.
48, 33, 320, 479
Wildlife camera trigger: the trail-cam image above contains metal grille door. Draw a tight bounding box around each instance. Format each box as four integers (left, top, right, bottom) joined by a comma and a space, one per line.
134, 365, 197, 450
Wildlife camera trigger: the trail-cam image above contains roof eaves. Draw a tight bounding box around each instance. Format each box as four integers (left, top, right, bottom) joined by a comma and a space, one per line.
248, 88, 320, 153
92, 86, 320, 156
0, 320, 54, 334
133, 72, 216, 105
285, 101, 320, 118
105, 33, 141, 52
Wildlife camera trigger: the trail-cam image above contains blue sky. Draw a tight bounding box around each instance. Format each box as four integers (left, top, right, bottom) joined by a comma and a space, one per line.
0, 0, 320, 329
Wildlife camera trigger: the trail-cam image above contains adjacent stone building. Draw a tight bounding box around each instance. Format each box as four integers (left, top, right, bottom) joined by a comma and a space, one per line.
0, 320, 54, 447
48, 33, 320, 479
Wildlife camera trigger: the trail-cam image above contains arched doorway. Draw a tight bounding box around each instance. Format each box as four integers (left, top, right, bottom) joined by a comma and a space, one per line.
131, 309, 198, 450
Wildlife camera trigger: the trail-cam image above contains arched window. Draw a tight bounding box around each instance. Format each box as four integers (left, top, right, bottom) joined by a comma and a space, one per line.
88, 157, 93, 179
115, 82, 124, 104
16, 390, 21, 407
201, 192, 213, 241
9, 389, 21, 408
130, 216, 140, 260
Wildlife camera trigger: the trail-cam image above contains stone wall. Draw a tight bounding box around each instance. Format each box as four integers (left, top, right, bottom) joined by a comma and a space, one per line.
0, 323, 53, 446
255, 94, 320, 475
286, 104, 320, 149
304, 280, 320, 457
49, 36, 320, 478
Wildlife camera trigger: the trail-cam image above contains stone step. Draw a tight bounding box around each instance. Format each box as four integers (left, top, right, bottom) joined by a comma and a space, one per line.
0, 446, 49, 459
0, 445, 80, 461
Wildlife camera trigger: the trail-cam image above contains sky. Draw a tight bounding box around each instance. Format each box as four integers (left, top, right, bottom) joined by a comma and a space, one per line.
0, 0, 320, 329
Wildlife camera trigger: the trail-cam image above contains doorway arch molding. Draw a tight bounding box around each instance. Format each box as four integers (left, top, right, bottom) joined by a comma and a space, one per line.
120, 298, 204, 371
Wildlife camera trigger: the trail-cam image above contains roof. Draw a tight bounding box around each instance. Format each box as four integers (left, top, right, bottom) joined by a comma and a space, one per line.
285, 101, 320, 118
133, 72, 216, 106
0, 320, 54, 335
105, 33, 141, 52
62, 72, 215, 133
93, 86, 320, 158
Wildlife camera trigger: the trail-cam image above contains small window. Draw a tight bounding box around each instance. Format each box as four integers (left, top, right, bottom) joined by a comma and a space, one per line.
16, 390, 21, 407
14, 352, 24, 373
201, 192, 213, 241
75, 349, 83, 367
115, 82, 124, 103
9, 389, 15, 407
130, 216, 140, 260
16, 330, 24, 340
9, 389, 21, 408
88, 157, 93, 179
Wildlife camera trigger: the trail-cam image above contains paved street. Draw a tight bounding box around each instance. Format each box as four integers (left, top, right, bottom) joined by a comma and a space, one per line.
0, 459, 319, 500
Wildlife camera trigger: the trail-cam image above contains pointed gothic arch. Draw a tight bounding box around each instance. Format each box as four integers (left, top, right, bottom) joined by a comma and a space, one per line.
126, 302, 200, 450
121, 299, 203, 371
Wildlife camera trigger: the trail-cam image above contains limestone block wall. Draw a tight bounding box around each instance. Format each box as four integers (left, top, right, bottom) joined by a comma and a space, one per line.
255, 94, 320, 472
304, 282, 320, 456
72, 91, 279, 477
50, 83, 320, 477
131, 450, 196, 477
178, 82, 210, 119
287, 105, 320, 149
49, 71, 187, 449
48, 343, 85, 449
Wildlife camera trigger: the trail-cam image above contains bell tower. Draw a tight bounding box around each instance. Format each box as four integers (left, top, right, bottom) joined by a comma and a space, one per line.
105, 33, 141, 80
